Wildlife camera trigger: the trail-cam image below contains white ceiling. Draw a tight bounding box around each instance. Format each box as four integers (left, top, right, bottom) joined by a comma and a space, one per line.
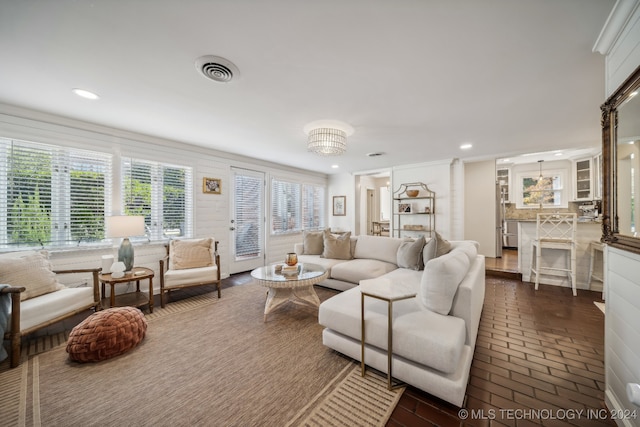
0, 0, 614, 175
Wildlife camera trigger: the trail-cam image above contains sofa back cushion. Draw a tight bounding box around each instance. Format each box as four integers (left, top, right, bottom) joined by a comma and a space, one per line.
302, 229, 325, 255
354, 235, 403, 265
322, 230, 353, 260
396, 236, 425, 270
418, 242, 477, 315
0, 251, 65, 301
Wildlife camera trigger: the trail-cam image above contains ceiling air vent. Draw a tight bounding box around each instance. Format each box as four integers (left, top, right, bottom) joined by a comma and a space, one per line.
195, 55, 239, 83
366, 152, 385, 157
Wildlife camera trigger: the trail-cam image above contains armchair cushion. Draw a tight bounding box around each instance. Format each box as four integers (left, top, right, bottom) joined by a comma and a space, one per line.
12, 286, 96, 332
0, 251, 64, 301
169, 238, 213, 270
163, 265, 219, 288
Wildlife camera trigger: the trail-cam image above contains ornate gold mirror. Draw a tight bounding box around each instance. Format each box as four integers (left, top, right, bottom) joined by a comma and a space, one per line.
601, 64, 640, 254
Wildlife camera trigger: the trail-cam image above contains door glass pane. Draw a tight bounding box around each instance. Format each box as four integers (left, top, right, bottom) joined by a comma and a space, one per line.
234, 171, 262, 259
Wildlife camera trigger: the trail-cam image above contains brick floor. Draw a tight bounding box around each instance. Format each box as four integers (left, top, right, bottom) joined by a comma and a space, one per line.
387, 273, 613, 427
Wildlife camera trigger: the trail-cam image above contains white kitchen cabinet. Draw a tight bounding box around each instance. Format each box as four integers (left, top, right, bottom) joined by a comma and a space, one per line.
496, 167, 511, 203
592, 153, 602, 200
573, 157, 592, 201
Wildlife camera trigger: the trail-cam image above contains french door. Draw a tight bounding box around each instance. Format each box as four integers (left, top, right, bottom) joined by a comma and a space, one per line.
229, 168, 265, 274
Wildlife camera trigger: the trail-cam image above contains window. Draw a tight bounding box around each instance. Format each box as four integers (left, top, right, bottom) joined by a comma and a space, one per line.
0, 138, 111, 249
516, 170, 566, 209
302, 184, 325, 229
271, 179, 326, 234
122, 158, 193, 240
271, 179, 301, 234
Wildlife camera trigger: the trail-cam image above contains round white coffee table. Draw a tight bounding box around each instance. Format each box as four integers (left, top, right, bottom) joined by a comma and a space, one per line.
250, 263, 328, 321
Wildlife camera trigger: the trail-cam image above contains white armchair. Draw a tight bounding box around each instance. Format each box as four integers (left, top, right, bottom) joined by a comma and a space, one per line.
0, 250, 100, 368
158, 238, 221, 307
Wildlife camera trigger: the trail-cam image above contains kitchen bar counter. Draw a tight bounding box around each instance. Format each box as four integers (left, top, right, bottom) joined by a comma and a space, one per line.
518, 221, 604, 293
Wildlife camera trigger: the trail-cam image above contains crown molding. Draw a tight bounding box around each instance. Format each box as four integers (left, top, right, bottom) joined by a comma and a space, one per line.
593, 0, 640, 55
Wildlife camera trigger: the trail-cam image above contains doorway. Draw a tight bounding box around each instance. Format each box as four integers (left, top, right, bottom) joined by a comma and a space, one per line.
229, 167, 265, 274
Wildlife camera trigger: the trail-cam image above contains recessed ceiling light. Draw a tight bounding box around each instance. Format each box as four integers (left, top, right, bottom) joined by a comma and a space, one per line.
502, 158, 510, 162
331, 164, 339, 169
555, 152, 563, 156
72, 88, 100, 100
460, 143, 473, 150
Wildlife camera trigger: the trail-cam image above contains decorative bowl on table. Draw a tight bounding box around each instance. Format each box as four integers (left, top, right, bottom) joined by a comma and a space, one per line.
406, 189, 419, 197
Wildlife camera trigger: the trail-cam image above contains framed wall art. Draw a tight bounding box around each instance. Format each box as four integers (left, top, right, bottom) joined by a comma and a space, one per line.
398, 203, 411, 213
333, 196, 346, 216
203, 177, 221, 194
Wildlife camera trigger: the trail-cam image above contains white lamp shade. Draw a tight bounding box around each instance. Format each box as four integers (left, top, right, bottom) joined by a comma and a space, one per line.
106, 215, 145, 238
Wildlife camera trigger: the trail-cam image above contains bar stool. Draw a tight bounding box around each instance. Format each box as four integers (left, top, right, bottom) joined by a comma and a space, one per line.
372, 221, 382, 236
587, 241, 604, 289
530, 213, 578, 296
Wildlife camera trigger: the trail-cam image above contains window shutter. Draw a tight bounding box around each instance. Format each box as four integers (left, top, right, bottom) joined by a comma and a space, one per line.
233, 170, 263, 258
1, 138, 111, 248
271, 178, 301, 234
302, 184, 325, 229
122, 158, 192, 240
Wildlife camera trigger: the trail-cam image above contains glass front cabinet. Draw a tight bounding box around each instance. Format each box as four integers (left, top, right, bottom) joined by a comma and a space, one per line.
573, 157, 592, 201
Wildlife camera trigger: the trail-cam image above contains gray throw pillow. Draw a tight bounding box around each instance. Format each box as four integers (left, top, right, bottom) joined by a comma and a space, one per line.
435, 231, 452, 258
302, 229, 325, 255
396, 236, 426, 270
321, 230, 353, 260
422, 237, 437, 267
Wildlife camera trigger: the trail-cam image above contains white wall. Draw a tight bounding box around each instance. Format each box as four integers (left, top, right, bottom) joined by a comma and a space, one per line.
0, 104, 327, 290
464, 160, 497, 257
391, 159, 459, 240
329, 159, 461, 240
328, 173, 355, 233
601, 3, 640, 424
605, 248, 640, 427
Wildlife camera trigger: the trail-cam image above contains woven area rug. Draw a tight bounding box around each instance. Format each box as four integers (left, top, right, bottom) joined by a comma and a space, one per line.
0, 283, 403, 426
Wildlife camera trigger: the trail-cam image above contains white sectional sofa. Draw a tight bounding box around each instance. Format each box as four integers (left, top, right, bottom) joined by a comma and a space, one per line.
296, 231, 485, 406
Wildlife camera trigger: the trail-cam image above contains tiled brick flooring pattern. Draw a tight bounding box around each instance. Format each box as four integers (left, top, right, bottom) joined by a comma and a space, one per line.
388, 275, 613, 427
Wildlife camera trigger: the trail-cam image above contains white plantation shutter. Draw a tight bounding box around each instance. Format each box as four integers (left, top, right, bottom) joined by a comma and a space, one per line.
122, 158, 192, 240
302, 184, 325, 229
233, 169, 263, 259
271, 178, 301, 234
0, 138, 111, 248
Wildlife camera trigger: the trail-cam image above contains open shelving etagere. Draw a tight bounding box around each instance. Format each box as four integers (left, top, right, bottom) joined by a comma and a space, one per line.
393, 182, 435, 239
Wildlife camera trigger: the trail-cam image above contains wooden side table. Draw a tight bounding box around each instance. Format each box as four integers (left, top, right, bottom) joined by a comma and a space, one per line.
99, 267, 155, 313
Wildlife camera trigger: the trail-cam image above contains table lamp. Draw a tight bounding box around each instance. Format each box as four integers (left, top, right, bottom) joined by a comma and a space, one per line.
106, 215, 145, 272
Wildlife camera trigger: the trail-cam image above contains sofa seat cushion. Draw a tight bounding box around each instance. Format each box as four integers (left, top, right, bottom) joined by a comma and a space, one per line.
163, 265, 218, 288
10, 286, 95, 332
319, 287, 465, 374
330, 259, 397, 284
374, 268, 422, 288
296, 255, 350, 277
